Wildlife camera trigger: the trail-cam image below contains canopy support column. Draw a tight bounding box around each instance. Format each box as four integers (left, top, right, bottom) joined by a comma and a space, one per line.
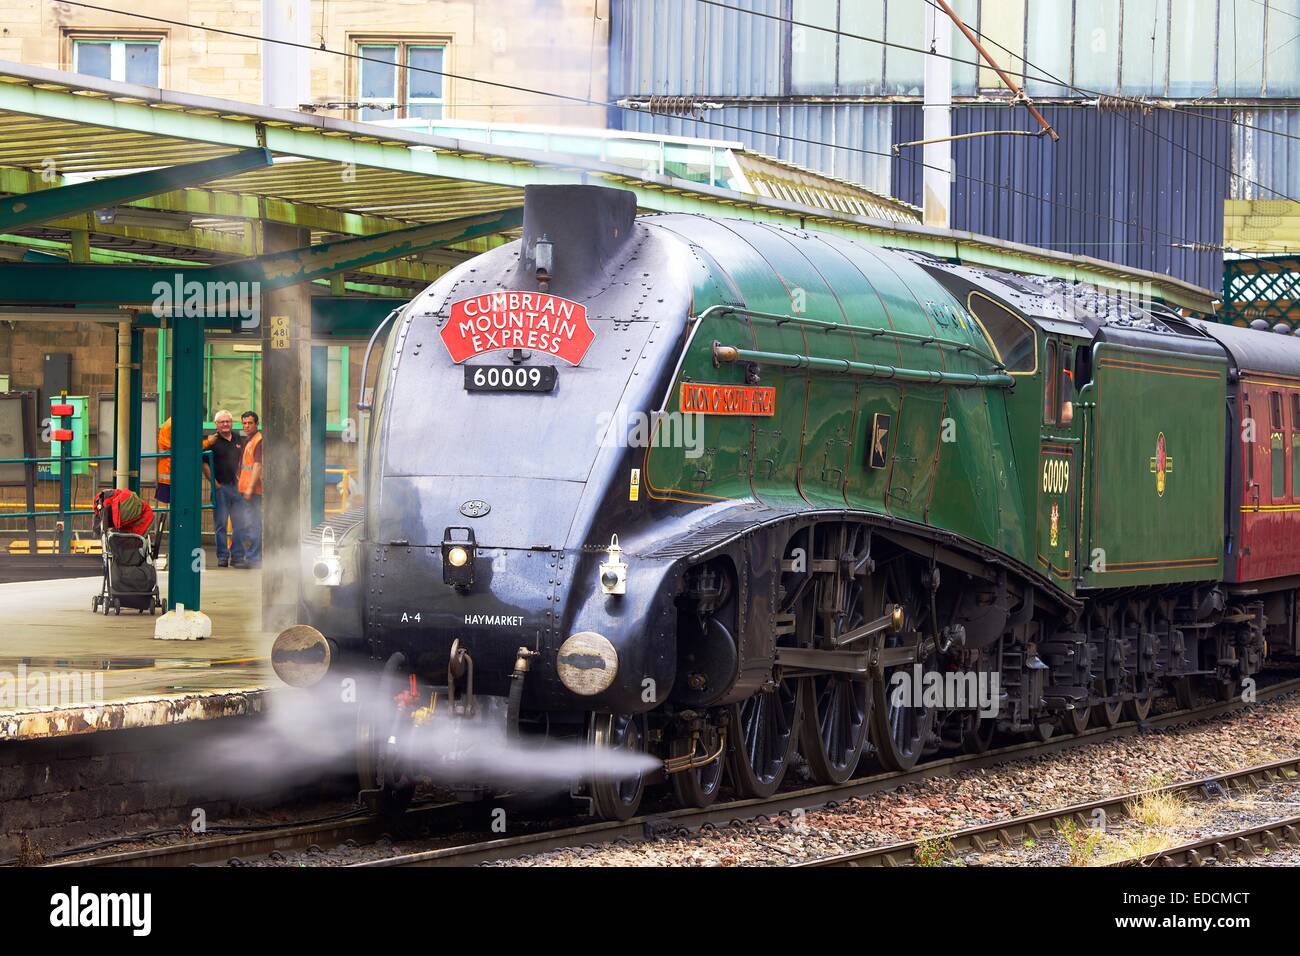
261, 223, 312, 630
167, 315, 204, 611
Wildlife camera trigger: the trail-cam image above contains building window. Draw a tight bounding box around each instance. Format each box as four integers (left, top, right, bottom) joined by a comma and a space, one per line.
72, 37, 161, 85
356, 41, 446, 121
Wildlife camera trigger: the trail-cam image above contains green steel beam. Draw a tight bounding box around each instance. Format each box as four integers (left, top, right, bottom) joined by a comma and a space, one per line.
223, 207, 521, 287
167, 316, 204, 611
311, 297, 406, 335
0, 232, 209, 266
130, 296, 404, 333
0, 148, 271, 231
0, 208, 521, 304
0, 165, 417, 239
128, 324, 143, 495
310, 345, 327, 527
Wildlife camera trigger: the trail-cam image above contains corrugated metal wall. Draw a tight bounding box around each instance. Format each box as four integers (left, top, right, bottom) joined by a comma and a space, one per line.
609, 0, 1300, 99
1232, 109, 1300, 201
616, 103, 895, 196
605, 0, 1278, 290
608, 0, 785, 98
891, 106, 1230, 291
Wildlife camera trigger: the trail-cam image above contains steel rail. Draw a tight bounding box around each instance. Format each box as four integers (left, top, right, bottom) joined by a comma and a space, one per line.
45, 801, 466, 869
1117, 813, 1300, 868
799, 754, 1300, 868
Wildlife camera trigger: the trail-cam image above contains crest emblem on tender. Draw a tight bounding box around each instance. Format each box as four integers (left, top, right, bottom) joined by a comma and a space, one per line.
1049, 502, 1059, 548
1149, 432, 1174, 496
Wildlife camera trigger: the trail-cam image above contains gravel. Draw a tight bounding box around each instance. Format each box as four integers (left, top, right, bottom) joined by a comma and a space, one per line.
492, 691, 1300, 867
953, 779, 1300, 866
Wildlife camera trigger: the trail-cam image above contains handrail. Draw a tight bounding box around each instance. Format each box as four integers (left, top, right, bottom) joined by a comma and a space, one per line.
711, 343, 1015, 388
0, 451, 167, 465
356, 308, 401, 494
691, 304, 1006, 372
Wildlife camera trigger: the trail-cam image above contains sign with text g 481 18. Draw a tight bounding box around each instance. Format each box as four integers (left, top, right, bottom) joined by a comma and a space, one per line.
680, 383, 776, 416
442, 292, 594, 366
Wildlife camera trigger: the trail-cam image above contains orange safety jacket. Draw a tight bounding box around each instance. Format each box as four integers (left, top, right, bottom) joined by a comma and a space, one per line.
157, 418, 172, 485
238, 431, 263, 496
158, 420, 216, 485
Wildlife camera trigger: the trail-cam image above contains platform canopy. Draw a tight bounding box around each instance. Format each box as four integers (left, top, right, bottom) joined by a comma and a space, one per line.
0, 59, 1219, 314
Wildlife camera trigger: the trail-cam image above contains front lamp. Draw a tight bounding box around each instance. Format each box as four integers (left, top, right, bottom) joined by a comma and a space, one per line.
442, 526, 476, 589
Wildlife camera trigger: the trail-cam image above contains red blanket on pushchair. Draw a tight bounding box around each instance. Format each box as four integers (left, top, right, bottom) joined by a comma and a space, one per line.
93, 489, 154, 537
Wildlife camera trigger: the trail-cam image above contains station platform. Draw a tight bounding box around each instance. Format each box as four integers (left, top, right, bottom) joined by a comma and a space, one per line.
0, 567, 279, 741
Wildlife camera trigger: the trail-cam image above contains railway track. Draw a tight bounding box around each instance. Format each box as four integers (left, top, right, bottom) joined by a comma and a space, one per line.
53, 673, 1300, 868
359, 674, 1300, 868
1116, 813, 1300, 867
799, 754, 1300, 867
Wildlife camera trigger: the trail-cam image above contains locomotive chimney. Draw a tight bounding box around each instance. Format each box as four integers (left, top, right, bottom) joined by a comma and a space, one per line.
517, 185, 638, 295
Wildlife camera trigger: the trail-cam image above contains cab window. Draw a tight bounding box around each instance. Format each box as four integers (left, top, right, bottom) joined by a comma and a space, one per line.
967, 292, 1036, 374
1059, 346, 1075, 425
1043, 341, 1058, 425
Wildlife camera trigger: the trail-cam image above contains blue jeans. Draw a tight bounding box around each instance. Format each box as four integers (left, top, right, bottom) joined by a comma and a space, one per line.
213, 484, 244, 563
238, 494, 262, 565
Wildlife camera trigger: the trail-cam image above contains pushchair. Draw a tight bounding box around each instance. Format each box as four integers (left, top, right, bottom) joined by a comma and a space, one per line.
91, 489, 164, 616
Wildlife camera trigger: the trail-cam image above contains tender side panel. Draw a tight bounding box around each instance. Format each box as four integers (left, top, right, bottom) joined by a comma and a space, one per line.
1081, 343, 1227, 588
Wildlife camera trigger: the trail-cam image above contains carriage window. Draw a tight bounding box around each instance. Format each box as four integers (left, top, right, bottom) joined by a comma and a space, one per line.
1293, 396, 1300, 497
1271, 391, 1286, 499
1293, 431, 1300, 498
1043, 341, 1058, 424
1245, 402, 1255, 483
967, 292, 1037, 374
1273, 433, 1286, 499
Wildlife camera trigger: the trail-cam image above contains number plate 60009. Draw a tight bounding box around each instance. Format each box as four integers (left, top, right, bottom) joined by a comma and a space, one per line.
463, 365, 557, 392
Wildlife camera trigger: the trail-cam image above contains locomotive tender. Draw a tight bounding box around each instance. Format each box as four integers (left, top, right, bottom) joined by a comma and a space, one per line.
275, 184, 1300, 820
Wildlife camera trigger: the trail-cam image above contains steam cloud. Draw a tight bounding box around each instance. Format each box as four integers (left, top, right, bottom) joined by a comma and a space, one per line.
181, 676, 660, 800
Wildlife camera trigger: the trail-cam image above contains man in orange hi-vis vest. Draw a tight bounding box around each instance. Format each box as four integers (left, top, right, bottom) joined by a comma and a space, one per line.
155, 417, 173, 504
234, 410, 263, 568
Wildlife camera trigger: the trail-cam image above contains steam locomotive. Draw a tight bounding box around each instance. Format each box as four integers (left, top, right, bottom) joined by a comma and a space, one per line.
273, 184, 1300, 820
